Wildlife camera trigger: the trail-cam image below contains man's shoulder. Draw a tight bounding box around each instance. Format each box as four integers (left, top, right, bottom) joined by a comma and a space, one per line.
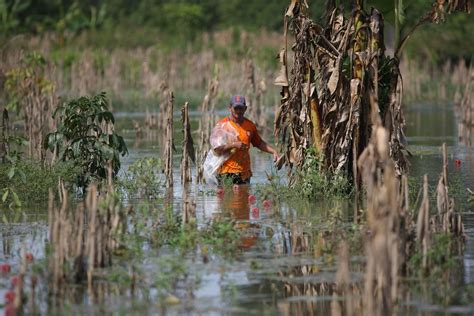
243, 118, 257, 129
217, 117, 230, 124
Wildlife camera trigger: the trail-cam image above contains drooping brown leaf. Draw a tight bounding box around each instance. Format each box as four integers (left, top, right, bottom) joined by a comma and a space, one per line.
274, 49, 289, 87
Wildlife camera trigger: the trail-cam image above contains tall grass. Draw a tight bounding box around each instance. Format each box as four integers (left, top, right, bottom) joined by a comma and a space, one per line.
1, 30, 282, 113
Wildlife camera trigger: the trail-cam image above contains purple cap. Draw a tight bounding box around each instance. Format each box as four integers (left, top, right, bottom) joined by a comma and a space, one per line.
230, 95, 246, 107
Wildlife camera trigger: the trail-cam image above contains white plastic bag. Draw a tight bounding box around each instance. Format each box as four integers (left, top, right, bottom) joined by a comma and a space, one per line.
203, 150, 227, 185
203, 122, 238, 184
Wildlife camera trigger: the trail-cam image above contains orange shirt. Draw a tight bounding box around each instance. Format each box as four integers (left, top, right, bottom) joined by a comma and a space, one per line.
217, 117, 262, 180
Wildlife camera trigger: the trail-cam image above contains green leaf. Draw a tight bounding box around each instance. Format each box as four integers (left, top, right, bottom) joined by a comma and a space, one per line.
2, 190, 9, 203
18, 170, 26, 183
395, 0, 405, 25
7, 167, 15, 179
12, 191, 21, 208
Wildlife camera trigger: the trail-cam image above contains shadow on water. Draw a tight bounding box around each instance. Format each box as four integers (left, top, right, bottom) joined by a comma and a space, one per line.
1, 103, 474, 314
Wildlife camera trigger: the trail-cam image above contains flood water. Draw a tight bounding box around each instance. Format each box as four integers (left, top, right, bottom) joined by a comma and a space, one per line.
1, 103, 473, 315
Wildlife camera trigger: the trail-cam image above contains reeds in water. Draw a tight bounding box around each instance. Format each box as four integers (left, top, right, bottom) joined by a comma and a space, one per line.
359, 133, 465, 313
434, 144, 464, 236
48, 181, 130, 295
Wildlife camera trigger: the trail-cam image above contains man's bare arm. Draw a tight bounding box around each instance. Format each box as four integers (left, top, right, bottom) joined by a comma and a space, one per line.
257, 140, 279, 162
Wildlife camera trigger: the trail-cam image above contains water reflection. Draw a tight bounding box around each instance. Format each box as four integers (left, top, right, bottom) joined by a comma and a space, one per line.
216, 185, 260, 249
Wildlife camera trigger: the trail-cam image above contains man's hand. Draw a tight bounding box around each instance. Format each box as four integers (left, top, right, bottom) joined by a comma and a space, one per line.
272, 151, 280, 162
257, 140, 280, 162
214, 141, 247, 155
232, 141, 247, 150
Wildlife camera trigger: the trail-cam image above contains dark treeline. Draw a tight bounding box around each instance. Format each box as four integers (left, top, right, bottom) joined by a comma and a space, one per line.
2, 0, 472, 60
4, 0, 298, 35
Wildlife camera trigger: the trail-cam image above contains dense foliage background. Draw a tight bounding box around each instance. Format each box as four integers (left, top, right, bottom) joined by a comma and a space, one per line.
1, 0, 472, 61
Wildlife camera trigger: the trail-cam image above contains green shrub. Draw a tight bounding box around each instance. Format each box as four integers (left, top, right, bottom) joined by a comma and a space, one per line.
0, 159, 80, 206
119, 157, 163, 200
296, 147, 353, 199
408, 233, 460, 277
44, 92, 128, 189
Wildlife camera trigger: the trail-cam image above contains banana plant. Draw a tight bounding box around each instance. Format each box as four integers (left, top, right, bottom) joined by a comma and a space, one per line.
275, 0, 471, 185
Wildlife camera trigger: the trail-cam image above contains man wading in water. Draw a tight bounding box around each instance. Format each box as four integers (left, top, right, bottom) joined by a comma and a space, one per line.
213, 95, 279, 185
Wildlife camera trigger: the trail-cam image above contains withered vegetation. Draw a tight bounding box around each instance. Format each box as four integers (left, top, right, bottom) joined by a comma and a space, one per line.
180, 101, 195, 186
48, 177, 130, 295
275, 0, 471, 186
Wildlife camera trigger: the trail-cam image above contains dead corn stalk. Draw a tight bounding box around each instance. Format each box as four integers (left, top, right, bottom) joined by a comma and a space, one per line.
416, 175, 431, 271
163, 91, 175, 188
48, 181, 130, 294
158, 81, 170, 131
358, 125, 401, 316
180, 102, 195, 185
434, 143, 464, 236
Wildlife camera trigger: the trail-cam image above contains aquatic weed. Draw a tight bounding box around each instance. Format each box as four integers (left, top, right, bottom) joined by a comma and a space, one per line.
256, 147, 353, 201
0, 159, 79, 206
408, 233, 460, 277
119, 157, 163, 200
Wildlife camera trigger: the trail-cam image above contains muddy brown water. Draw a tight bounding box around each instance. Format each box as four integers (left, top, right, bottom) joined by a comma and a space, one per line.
1, 104, 473, 314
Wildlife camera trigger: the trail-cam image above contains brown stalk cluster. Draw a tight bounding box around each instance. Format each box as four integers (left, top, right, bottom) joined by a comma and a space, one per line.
275, 1, 409, 185
2, 32, 278, 107
276, 0, 471, 185
359, 128, 464, 314
3, 56, 58, 160
358, 125, 404, 315
163, 91, 175, 188
48, 180, 130, 295
180, 101, 195, 186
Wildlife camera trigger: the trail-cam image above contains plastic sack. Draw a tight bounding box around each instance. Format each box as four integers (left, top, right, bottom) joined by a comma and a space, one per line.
203, 122, 238, 184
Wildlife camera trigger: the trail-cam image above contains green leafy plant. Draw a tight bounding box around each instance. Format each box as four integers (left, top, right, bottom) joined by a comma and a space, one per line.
0, 135, 27, 209
408, 233, 460, 277
119, 157, 163, 199
44, 92, 128, 189
0, 159, 80, 206
296, 147, 352, 199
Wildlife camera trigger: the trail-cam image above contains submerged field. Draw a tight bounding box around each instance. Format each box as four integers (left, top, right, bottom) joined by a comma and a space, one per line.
0, 101, 473, 314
